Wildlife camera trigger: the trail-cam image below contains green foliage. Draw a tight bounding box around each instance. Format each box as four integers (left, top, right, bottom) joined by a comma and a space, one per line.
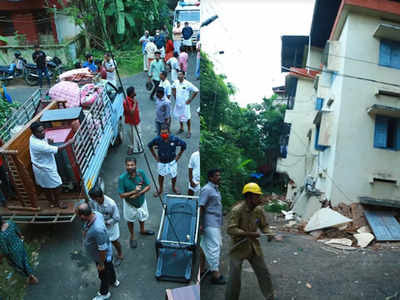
200, 53, 286, 209
56, 0, 171, 51
264, 200, 288, 213
0, 98, 19, 129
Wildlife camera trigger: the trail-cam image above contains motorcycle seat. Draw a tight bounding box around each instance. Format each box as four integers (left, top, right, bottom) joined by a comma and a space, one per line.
25, 63, 37, 69
0, 66, 11, 73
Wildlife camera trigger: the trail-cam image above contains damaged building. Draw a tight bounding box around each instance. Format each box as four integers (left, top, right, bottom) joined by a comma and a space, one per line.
278, 0, 400, 227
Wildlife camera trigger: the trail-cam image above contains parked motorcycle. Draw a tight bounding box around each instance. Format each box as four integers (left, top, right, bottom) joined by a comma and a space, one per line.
0, 51, 27, 86
24, 56, 63, 86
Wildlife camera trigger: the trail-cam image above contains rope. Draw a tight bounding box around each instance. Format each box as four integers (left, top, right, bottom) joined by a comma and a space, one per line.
92, 0, 186, 251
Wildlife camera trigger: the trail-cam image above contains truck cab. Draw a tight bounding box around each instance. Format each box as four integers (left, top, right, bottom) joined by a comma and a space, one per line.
174, 0, 200, 46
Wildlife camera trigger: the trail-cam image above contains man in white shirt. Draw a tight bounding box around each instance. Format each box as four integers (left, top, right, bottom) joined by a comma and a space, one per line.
139, 30, 151, 72
172, 22, 182, 53
29, 122, 73, 209
145, 37, 158, 72
188, 150, 200, 195
167, 51, 180, 82
172, 70, 199, 138
159, 71, 171, 99
89, 186, 123, 266
103, 53, 117, 86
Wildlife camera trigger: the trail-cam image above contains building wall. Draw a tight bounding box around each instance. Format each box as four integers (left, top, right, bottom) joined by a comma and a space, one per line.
277, 78, 317, 186
54, 14, 82, 43
323, 12, 400, 205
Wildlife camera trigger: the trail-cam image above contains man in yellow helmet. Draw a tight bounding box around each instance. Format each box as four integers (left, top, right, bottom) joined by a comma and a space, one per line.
225, 182, 274, 300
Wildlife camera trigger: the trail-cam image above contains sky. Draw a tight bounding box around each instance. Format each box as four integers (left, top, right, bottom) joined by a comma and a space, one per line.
201, 0, 315, 106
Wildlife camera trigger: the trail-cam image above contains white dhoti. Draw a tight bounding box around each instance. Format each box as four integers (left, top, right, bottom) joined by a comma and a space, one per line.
200, 226, 222, 272
123, 198, 149, 223
157, 160, 177, 178
127, 123, 143, 152
143, 53, 148, 71
106, 223, 120, 241
173, 99, 191, 123
32, 165, 62, 189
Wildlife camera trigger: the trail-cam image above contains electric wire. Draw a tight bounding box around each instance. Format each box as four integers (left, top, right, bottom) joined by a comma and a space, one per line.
92, 0, 186, 251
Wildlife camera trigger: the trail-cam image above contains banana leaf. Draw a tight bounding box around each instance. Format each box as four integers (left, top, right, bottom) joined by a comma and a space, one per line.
117, 12, 125, 35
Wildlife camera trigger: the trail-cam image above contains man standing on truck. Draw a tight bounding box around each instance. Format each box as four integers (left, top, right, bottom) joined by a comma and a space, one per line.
199, 169, 226, 285
76, 202, 120, 300
89, 186, 123, 267
29, 122, 73, 209
148, 124, 186, 197
118, 157, 154, 249
32, 44, 51, 89
225, 183, 275, 300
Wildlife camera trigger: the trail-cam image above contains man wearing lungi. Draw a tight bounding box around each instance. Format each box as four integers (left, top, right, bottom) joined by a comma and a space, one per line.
89, 186, 123, 266
172, 70, 199, 138
29, 122, 73, 209
148, 124, 186, 197
118, 157, 154, 249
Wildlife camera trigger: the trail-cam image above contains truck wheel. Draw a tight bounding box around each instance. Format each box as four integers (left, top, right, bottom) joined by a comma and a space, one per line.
113, 119, 123, 147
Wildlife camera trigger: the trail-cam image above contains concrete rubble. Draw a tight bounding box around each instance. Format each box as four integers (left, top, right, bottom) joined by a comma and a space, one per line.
304, 208, 352, 232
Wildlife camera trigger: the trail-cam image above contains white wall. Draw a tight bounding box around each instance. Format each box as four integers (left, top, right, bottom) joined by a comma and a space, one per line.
54, 14, 81, 43
277, 78, 317, 186
323, 12, 400, 205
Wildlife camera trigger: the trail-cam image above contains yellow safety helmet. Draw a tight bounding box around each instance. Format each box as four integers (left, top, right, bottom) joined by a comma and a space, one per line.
242, 182, 262, 195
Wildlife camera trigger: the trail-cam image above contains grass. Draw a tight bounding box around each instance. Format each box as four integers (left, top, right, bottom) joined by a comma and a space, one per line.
0, 238, 41, 300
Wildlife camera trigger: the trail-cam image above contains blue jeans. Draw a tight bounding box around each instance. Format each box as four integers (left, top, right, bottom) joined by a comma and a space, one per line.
38, 67, 50, 88
195, 55, 200, 79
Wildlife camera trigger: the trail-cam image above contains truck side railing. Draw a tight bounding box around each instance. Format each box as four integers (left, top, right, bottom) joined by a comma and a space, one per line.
72, 87, 113, 193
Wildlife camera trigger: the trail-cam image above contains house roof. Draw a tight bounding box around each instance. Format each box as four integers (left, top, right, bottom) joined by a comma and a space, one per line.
288, 67, 320, 79
310, 0, 342, 48
281, 35, 309, 72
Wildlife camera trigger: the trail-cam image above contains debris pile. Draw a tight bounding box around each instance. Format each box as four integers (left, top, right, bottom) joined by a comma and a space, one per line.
280, 204, 377, 249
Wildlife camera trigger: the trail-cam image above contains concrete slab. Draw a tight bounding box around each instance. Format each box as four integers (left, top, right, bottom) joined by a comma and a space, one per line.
353, 233, 375, 248
304, 208, 352, 232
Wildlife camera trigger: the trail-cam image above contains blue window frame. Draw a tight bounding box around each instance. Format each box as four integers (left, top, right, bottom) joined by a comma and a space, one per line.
374, 115, 400, 150
315, 123, 328, 151
315, 98, 324, 111
379, 39, 400, 69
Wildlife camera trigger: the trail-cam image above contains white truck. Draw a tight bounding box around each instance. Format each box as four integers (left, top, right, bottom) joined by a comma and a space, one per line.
174, 0, 200, 46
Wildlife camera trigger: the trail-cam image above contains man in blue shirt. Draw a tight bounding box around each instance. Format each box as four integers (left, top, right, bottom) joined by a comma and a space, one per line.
182, 22, 193, 52
148, 124, 186, 196
82, 54, 97, 73
76, 202, 119, 300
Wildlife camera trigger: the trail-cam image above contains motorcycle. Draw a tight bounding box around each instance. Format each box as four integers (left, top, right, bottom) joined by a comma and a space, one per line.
24, 56, 63, 86
0, 51, 27, 86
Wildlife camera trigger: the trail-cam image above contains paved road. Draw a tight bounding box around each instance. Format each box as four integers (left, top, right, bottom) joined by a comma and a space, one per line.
10, 55, 200, 300
201, 218, 400, 300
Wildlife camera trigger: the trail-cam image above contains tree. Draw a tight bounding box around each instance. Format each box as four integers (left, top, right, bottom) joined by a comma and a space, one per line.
200, 53, 286, 208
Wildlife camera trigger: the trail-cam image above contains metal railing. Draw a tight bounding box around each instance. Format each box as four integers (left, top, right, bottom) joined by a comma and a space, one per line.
0, 89, 43, 143
72, 87, 112, 187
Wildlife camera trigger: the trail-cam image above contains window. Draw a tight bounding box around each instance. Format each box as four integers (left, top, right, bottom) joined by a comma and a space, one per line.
0, 12, 15, 36
176, 10, 200, 22
314, 123, 328, 151
374, 115, 400, 150
379, 39, 400, 69
315, 97, 324, 110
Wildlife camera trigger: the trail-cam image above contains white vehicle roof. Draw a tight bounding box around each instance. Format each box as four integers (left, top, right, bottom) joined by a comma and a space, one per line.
176, 1, 200, 10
